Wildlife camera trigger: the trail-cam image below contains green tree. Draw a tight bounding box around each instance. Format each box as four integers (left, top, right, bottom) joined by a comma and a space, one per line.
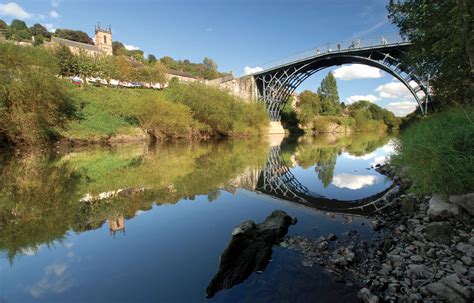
297, 90, 322, 124
388, 0, 473, 106
8, 19, 31, 41
51, 44, 78, 76
317, 72, 342, 115
0, 44, 77, 146
55, 29, 94, 44
148, 54, 157, 63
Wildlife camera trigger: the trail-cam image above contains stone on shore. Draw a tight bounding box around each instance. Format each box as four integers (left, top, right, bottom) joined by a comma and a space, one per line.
205, 210, 296, 298
426, 274, 472, 303
424, 222, 454, 243
358, 288, 379, 303
449, 193, 474, 216
427, 194, 459, 221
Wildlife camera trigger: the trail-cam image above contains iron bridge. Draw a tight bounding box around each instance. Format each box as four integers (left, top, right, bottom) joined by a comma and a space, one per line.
251, 39, 431, 121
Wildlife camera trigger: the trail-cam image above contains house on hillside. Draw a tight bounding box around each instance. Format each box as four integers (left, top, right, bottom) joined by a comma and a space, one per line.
44, 24, 113, 56
167, 70, 198, 83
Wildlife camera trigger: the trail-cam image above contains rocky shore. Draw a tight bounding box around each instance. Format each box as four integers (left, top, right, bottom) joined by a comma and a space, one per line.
280, 164, 473, 302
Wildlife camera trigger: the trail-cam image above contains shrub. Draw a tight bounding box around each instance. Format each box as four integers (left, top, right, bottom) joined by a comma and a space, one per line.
167, 82, 268, 136
0, 43, 76, 146
391, 107, 474, 195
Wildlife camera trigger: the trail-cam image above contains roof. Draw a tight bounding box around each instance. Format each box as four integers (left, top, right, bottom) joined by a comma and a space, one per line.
51, 36, 103, 53
167, 69, 198, 79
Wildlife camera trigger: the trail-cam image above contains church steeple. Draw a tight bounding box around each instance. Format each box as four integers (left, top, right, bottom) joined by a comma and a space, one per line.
95, 22, 113, 56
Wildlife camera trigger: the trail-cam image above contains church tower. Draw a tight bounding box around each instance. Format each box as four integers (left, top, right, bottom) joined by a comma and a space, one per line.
95, 23, 113, 56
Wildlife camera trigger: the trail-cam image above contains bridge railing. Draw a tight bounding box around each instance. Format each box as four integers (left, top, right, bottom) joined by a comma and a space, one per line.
249, 33, 407, 75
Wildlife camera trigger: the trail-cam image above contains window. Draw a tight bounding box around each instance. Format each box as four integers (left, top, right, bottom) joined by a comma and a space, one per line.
103, 36, 107, 44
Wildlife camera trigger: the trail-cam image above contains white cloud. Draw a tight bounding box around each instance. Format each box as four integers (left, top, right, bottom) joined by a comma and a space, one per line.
342, 151, 377, 161
375, 81, 413, 100
346, 94, 380, 104
44, 23, 56, 32
244, 66, 263, 75
332, 173, 378, 190
333, 64, 383, 80
205, 27, 213, 32
0, 2, 31, 19
124, 44, 140, 51
385, 101, 418, 117
49, 10, 59, 18
51, 0, 61, 8
371, 155, 388, 167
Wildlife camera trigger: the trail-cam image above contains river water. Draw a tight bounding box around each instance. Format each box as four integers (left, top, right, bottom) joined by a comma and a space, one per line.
0, 132, 396, 303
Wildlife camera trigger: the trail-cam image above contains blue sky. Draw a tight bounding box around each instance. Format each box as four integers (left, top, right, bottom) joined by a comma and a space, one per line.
0, 0, 419, 115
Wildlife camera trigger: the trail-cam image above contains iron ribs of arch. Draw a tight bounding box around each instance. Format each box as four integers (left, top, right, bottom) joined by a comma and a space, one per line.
254, 48, 431, 121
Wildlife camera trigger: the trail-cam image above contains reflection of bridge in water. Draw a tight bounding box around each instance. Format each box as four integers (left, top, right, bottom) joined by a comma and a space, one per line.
230, 146, 397, 216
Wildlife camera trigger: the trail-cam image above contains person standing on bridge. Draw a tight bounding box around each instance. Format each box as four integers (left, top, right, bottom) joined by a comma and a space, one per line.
381, 35, 387, 45
337, 43, 341, 50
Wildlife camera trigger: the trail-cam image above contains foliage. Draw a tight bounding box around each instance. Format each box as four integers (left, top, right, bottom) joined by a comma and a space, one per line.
160, 55, 227, 80
148, 54, 157, 63
54, 28, 94, 44
348, 100, 400, 131
167, 82, 268, 136
297, 90, 322, 124
391, 107, 474, 195
312, 115, 354, 133
388, 0, 473, 106
7, 19, 31, 41
0, 43, 77, 146
317, 72, 342, 115
112, 41, 145, 61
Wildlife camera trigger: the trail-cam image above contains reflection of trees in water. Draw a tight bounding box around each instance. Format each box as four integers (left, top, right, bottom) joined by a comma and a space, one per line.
0, 139, 268, 263
290, 132, 392, 187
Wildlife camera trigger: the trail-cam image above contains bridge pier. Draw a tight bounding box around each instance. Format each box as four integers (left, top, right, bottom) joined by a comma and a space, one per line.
268, 121, 286, 134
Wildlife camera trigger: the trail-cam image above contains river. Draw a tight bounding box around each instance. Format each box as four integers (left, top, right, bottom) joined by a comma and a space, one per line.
0, 132, 397, 302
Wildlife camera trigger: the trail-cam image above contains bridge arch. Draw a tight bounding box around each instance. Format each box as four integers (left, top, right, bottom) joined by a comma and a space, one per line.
252, 43, 431, 121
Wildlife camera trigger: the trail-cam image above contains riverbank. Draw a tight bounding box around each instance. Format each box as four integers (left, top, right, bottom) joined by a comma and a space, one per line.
278, 163, 473, 302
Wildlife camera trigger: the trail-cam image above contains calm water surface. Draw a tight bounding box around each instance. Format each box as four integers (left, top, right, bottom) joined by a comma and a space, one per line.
0, 132, 396, 303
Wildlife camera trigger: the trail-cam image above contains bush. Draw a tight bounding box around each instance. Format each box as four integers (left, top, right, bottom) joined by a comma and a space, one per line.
167, 82, 268, 136
312, 116, 354, 133
0, 43, 76, 146
391, 107, 474, 195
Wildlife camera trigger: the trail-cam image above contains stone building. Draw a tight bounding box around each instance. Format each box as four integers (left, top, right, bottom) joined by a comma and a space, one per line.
167, 70, 198, 83
44, 24, 113, 56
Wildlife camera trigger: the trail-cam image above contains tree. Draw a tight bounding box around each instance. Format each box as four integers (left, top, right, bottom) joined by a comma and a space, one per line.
388, 0, 473, 106
8, 19, 31, 41
30, 23, 51, 38
203, 57, 218, 71
148, 54, 157, 63
112, 41, 127, 56
51, 44, 78, 76
0, 19, 8, 31
297, 90, 322, 124
317, 72, 342, 115
0, 43, 76, 145
54, 29, 94, 45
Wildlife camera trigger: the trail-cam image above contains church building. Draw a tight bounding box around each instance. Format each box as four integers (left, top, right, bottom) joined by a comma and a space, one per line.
45, 24, 113, 56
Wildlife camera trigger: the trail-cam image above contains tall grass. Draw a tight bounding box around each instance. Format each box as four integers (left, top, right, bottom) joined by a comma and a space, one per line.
391, 107, 474, 195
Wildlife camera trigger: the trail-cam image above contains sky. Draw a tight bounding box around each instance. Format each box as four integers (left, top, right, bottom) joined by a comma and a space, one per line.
0, 0, 419, 116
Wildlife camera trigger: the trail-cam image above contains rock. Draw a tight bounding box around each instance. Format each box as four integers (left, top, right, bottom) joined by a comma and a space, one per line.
371, 220, 384, 231
388, 254, 405, 268
318, 241, 329, 251
410, 255, 424, 263
449, 193, 474, 215
205, 210, 296, 298
401, 196, 419, 216
426, 274, 472, 303
407, 264, 431, 279
358, 288, 379, 303
453, 262, 467, 276
427, 194, 459, 221
424, 222, 454, 244
379, 264, 393, 277
327, 233, 337, 241
456, 242, 474, 257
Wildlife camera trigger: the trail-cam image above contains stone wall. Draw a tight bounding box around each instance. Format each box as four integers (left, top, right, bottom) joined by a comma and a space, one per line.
207, 75, 259, 102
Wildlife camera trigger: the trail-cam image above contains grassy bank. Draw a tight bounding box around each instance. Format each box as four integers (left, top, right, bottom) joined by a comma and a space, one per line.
390, 107, 474, 195
65, 83, 268, 143
0, 43, 268, 149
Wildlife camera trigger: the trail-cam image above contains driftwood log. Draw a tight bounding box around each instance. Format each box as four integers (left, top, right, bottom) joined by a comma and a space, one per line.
206, 210, 296, 298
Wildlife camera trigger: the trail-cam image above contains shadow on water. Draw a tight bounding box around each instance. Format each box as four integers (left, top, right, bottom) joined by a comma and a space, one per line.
0, 131, 395, 302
